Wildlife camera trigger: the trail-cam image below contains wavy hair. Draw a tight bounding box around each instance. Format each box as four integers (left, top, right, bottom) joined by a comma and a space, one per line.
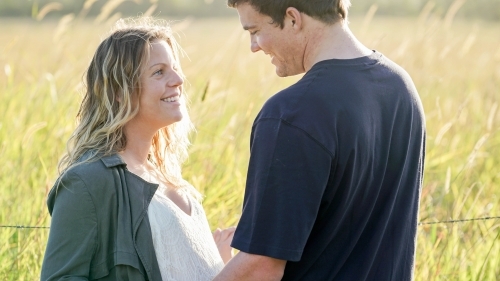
59, 17, 195, 191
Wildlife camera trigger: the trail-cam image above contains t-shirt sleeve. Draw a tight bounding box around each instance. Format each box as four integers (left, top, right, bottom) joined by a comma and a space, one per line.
231, 118, 332, 261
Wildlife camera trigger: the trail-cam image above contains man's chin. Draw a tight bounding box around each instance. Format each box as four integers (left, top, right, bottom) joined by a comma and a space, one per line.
274, 65, 288, 77
275, 67, 302, 78
275, 70, 288, 78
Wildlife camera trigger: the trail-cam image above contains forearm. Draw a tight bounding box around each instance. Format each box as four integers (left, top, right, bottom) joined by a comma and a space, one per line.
213, 252, 286, 281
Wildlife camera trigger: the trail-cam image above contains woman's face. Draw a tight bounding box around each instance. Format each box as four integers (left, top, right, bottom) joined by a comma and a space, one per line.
133, 39, 184, 131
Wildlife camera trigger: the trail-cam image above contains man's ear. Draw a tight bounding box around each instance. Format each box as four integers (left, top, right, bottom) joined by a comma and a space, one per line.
285, 7, 303, 30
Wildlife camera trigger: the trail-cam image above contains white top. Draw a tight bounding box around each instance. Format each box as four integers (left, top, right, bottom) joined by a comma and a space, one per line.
148, 184, 224, 281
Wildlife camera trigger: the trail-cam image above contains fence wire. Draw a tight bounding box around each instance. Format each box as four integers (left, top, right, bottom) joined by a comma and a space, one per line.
0, 225, 50, 229
417, 216, 500, 225
1, 216, 499, 229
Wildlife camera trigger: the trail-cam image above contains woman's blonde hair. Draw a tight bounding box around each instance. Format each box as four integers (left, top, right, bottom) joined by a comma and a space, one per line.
59, 16, 195, 191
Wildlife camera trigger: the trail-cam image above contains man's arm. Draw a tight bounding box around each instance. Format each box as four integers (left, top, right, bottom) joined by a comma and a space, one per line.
213, 251, 286, 281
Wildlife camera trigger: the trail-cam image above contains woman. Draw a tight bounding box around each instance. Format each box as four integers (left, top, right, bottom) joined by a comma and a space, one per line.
41, 17, 234, 281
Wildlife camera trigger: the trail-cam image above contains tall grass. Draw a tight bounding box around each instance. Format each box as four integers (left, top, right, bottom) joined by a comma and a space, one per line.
0, 5, 499, 281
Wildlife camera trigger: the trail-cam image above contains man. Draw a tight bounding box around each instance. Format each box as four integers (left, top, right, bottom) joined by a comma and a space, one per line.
214, 0, 425, 280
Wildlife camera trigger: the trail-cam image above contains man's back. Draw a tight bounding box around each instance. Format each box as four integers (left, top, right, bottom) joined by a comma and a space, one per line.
232, 51, 425, 280
214, 2, 425, 280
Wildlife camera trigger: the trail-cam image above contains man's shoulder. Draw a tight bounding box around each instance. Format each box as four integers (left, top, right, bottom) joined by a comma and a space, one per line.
258, 73, 322, 118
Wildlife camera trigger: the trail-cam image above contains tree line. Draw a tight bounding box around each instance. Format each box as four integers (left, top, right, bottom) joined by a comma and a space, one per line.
0, 0, 499, 20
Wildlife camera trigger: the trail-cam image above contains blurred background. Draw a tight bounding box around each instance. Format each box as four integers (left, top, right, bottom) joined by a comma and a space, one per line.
1, 0, 500, 20
1, 0, 499, 280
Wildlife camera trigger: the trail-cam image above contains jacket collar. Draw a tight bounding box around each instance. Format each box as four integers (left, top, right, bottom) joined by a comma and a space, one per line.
78, 150, 127, 168
100, 153, 127, 168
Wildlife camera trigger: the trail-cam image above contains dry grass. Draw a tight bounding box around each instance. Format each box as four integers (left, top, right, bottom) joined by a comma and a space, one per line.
0, 7, 499, 280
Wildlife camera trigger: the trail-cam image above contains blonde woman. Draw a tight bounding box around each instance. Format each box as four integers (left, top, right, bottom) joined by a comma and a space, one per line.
41, 17, 234, 281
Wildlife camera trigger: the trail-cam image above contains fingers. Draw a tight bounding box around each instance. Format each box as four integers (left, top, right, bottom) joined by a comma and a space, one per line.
220, 226, 236, 241
213, 228, 221, 242
213, 227, 236, 264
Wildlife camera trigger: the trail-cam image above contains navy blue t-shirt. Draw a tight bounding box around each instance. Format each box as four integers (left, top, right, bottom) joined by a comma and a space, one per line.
231, 51, 426, 280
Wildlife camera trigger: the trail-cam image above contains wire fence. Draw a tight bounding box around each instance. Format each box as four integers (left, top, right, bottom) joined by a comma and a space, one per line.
1, 216, 499, 229
0, 225, 50, 229
417, 216, 500, 225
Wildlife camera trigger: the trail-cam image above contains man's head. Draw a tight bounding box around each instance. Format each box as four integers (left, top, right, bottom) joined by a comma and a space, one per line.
227, 0, 351, 28
230, 1, 351, 77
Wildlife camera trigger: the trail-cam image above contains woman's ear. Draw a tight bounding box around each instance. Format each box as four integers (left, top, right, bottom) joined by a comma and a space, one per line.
115, 92, 122, 103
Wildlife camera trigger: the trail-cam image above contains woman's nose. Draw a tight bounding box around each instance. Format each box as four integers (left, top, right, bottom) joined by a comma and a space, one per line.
169, 70, 184, 87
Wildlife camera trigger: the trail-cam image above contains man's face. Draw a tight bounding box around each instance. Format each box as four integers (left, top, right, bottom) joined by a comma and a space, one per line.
236, 3, 305, 77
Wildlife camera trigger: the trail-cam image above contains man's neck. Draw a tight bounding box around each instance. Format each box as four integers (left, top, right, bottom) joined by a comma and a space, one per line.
303, 20, 373, 72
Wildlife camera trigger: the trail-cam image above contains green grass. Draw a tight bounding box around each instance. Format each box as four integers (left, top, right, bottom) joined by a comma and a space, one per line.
0, 13, 499, 280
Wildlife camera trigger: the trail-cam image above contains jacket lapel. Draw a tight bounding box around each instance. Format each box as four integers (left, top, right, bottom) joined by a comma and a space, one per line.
101, 154, 162, 280
125, 171, 161, 279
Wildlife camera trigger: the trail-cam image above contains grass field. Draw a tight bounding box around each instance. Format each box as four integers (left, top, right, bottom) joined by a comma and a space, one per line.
1, 8, 499, 281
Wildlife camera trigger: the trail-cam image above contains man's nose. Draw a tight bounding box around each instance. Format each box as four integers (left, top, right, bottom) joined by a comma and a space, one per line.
250, 39, 261, 53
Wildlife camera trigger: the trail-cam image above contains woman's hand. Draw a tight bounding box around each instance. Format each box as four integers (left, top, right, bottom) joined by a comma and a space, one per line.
213, 226, 236, 264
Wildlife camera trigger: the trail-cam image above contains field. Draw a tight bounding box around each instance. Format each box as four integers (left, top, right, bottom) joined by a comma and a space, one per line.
1, 9, 499, 281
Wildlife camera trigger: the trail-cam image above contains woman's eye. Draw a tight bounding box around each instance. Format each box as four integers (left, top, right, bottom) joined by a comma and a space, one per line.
250, 31, 257, 35
153, 69, 163, 76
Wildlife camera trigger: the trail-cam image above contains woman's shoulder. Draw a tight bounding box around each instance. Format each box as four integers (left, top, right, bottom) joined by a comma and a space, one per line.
48, 153, 126, 211
55, 153, 126, 194
65, 152, 125, 177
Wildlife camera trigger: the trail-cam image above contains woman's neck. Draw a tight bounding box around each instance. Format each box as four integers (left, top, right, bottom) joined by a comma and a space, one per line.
120, 124, 155, 173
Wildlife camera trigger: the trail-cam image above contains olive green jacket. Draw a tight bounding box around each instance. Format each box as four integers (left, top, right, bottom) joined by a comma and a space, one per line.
41, 154, 162, 280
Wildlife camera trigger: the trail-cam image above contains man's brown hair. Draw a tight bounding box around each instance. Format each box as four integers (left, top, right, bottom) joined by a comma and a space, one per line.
227, 0, 351, 28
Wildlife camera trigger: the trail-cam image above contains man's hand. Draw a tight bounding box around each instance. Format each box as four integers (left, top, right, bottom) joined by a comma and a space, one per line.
213, 227, 236, 264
